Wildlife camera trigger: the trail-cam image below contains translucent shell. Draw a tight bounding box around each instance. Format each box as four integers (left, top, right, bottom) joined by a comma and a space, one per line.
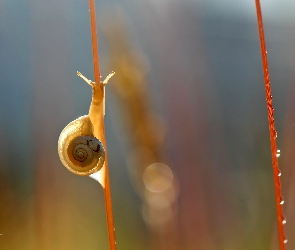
58, 115, 105, 176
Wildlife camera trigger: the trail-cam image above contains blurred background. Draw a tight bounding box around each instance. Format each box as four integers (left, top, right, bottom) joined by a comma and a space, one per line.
1, 0, 295, 249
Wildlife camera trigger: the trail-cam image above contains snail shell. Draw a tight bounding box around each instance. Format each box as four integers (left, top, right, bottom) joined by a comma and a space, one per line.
58, 115, 105, 176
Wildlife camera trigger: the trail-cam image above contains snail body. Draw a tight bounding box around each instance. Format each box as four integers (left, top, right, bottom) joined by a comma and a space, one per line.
58, 115, 105, 176
58, 72, 114, 176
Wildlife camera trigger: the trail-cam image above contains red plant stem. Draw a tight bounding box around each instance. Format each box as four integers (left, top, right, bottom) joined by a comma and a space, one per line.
88, 1, 117, 249
255, 1, 286, 249
89, 0, 101, 82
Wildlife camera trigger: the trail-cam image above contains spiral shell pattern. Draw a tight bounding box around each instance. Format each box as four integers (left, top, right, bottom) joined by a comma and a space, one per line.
58, 116, 105, 176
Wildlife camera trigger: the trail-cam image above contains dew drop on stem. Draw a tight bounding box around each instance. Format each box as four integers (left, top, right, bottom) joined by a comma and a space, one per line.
278, 170, 282, 177
280, 197, 284, 205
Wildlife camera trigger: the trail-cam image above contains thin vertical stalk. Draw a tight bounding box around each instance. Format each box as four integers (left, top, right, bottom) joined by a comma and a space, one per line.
254, 1, 286, 249
89, 0, 100, 82
88, 0, 116, 249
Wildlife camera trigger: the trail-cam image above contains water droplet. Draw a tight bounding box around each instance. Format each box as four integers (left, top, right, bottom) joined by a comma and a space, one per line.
280, 197, 284, 205
282, 219, 286, 224
278, 171, 282, 177
284, 238, 288, 244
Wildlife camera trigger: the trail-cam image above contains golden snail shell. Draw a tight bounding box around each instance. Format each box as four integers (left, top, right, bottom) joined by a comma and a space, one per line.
58, 115, 105, 176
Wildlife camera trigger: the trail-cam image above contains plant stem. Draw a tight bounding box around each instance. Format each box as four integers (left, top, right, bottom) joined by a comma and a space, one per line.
254, 1, 286, 249
88, 0, 116, 249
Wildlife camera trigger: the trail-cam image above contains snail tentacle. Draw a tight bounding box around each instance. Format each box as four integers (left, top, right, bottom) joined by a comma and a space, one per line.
102, 71, 115, 85
77, 71, 95, 87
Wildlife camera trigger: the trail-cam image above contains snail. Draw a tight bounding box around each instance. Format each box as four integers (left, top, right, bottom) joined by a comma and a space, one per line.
58, 71, 115, 176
